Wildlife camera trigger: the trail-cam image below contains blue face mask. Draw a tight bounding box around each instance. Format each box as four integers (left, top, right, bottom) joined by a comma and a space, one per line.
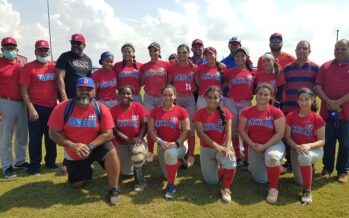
3, 50, 17, 60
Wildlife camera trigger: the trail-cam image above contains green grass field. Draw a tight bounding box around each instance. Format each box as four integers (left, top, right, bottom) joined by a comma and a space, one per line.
0, 143, 348, 218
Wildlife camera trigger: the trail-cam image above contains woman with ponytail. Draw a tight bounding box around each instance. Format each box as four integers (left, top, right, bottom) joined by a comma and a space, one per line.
239, 83, 285, 204
193, 86, 236, 203
254, 52, 285, 108
113, 43, 143, 103
195, 47, 226, 110
140, 42, 170, 163
284, 88, 325, 205
223, 47, 254, 169
168, 44, 198, 168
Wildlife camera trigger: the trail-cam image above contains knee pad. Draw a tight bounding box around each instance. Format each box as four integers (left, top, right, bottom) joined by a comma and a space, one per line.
130, 141, 147, 168
265, 152, 280, 167
297, 153, 311, 166
164, 148, 177, 165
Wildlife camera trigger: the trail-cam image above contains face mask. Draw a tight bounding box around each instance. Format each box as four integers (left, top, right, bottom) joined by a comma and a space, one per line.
3, 50, 17, 60
37, 55, 49, 64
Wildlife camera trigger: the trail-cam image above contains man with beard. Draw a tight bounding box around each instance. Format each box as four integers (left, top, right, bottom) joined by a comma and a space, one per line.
190, 39, 206, 104
48, 77, 121, 205
56, 33, 92, 101
257, 33, 295, 72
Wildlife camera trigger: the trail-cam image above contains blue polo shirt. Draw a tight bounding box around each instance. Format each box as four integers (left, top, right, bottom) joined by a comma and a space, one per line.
221, 55, 237, 70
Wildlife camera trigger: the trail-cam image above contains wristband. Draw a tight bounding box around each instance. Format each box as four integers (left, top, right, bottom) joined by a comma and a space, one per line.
157, 139, 164, 146
87, 144, 95, 151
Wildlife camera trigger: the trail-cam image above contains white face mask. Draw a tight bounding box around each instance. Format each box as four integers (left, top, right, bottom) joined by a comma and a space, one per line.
36, 55, 49, 64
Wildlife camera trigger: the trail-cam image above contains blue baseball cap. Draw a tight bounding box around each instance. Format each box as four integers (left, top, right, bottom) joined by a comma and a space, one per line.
76, 77, 95, 88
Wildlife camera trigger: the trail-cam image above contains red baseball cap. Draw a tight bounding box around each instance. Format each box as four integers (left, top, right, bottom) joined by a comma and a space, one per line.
71, 33, 85, 43
1, 37, 17, 46
35, 40, 50, 49
203, 47, 217, 56
270, 33, 283, 41
192, 39, 204, 46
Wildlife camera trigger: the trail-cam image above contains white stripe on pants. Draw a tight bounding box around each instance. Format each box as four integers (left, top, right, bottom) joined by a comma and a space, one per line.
248, 141, 285, 183
200, 146, 237, 185
0, 98, 28, 171
291, 147, 323, 185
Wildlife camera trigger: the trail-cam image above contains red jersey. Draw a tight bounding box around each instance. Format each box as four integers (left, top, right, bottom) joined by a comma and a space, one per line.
113, 61, 142, 93
140, 60, 169, 96
110, 102, 148, 144
150, 105, 189, 142
48, 101, 114, 160
20, 60, 57, 107
257, 52, 295, 72
254, 72, 285, 94
92, 69, 117, 101
197, 63, 223, 96
286, 111, 325, 145
240, 105, 284, 144
315, 60, 349, 121
193, 107, 232, 148
0, 58, 23, 100
225, 67, 254, 102
168, 63, 197, 95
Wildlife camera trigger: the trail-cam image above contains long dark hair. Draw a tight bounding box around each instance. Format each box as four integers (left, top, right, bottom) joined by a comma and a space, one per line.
205, 86, 227, 126
297, 88, 318, 112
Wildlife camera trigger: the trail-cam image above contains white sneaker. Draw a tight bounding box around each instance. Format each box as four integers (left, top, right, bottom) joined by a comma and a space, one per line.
301, 189, 313, 205
266, 188, 278, 204
221, 188, 232, 203
147, 153, 154, 163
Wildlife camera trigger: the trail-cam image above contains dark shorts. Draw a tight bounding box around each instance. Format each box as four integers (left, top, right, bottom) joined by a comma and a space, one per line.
65, 141, 115, 184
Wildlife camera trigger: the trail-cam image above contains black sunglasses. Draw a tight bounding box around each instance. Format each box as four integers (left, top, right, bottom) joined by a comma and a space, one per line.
71, 41, 83, 46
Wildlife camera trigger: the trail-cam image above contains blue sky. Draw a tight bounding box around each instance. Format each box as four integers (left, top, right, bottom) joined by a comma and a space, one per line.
2, 0, 349, 65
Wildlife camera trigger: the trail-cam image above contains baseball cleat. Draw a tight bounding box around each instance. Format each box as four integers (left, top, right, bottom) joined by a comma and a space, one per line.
266, 188, 279, 204
165, 184, 176, 199
3, 166, 17, 179
221, 188, 232, 203
301, 189, 312, 205
134, 182, 147, 192
107, 186, 120, 206
146, 153, 154, 163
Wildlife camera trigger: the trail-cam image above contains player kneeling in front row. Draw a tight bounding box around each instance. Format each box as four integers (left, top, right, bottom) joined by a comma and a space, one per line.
239, 83, 285, 204
193, 86, 237, 203
148, 84, 190, 199
284, 88, 325, 205
48, 77, 121, 206
110, 86, 148, 192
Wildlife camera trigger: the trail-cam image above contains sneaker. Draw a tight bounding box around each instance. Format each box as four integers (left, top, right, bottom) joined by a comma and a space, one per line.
165, 184, 176, 199
301, 189, 312, 205
14, 162, 29, 169
45, 164, 59, 170
221, 188, 232, 203
28, 168, 40, 176
187, 156, 195, 168
134, 182, 147, 192
3, 166, 17, 179
236, 159, 243, 168
338, 173, 348, 183
147, 153, 154, 163
266, 188, 279, 204
320, 170, 332, 179
29, 172, 41, 177
107, 186, 120, 206
241, 161, 249, 171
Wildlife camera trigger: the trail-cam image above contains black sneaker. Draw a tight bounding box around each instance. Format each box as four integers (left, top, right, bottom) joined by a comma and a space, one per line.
14, 162, 29, 169
45, 164, 59, 170
3, 166, 17, 179
107, 186, 120, 206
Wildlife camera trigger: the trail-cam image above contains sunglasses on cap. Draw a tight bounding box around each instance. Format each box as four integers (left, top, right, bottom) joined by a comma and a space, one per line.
71, 41, 83, 46
270, 38, 282, 44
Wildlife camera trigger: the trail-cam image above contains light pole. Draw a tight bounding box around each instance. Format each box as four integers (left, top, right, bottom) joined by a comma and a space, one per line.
336, 29, 339, 42
47, 0, 53, 61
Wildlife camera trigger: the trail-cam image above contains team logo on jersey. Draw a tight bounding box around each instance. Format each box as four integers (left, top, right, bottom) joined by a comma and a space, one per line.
171, 116, 178, 123
88, 114, 96, 120
132, 115, 139, 120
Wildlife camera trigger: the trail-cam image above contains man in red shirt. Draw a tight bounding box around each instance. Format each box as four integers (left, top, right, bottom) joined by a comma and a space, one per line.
257, 33, 295, 72
0, 37, 28, 179
48, 77, 121, 205
316, 39, 349, 183
20, 40, 58, 175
